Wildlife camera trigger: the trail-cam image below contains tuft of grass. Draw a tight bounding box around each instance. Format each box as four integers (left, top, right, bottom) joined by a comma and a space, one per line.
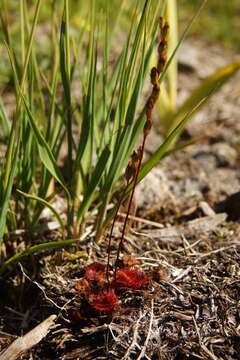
0, 0, 163, 255
0, 0, 239, 274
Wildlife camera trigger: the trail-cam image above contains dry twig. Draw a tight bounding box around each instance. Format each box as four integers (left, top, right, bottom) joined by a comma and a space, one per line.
0, 315, 57, 360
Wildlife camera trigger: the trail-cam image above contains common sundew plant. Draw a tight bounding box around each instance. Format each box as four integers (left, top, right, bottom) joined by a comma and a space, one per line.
0, 0, 239, 273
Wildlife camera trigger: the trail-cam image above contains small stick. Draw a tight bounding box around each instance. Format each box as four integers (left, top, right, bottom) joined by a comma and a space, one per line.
0, 315, 57, 360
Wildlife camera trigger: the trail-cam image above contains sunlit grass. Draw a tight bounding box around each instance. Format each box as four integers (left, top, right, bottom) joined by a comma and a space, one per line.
179, 0, 240, 49
0, 0, 240, 274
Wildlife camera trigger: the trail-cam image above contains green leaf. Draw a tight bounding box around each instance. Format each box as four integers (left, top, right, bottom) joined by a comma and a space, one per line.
156, 0, 207, 128
16, 189, 65, 235
0, 140, 19, 242
165, 0, 178, 108
160, 0, 207, 83
60, 4, 73, 187
77, 146, 111, 223
0, 238, 88, 275
139, 98, 208, 181
101, 99, 209, 231
20, 93, 71, 200
0, 98, 10, 137
166, 61, 240, 134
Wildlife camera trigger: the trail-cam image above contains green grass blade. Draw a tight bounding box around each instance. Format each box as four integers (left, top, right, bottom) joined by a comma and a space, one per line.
60, 5, 73, 182
74, 28, 97, 187
161, 136, 204, 159
160, 0, 207, 83
165, 0, 178, 108
77, 146, 111, 224
102, 97, 208, 230
2, 0, 42, 196
0, 140, 19, 242
103, 3, 158, 192
0, 98, 10, 137
0, 238, 87, 275
167, 61, 240, 134
139, 98, 208, 181
156, 0, 207, 130
16, 189, 65, 236
20, 93, 71, 200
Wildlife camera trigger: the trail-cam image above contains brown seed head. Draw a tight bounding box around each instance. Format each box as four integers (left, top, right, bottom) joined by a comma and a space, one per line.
158, 38, 167, 54
162, 22, 169, 38
152, 83, 160, 98
158, 54, 167, 73
144, 118, 153, 137
131, 150, 140, 164
125, 162, 135, 182
150, 67, 159, 85
159, 16, 164, 30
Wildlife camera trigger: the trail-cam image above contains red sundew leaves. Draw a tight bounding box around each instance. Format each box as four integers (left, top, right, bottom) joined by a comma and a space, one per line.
74, 279, 90, 296
151, 265, 167, 282
122, 255, 140, 267
88, 289, 119, 312
115, 268, 149, 289
84, 262, 107, 282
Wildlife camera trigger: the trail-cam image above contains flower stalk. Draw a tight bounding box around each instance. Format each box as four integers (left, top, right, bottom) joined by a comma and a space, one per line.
105, 17, 169, 283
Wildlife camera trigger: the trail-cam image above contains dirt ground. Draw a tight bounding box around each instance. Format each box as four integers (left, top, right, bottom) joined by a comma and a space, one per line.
0, 38, 240, 360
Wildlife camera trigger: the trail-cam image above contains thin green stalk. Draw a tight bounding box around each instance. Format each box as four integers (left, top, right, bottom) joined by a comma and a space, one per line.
65, 0, 73, 185
3, 0, 42, 191
16, 189, 65, 237
20, 0, 25, 67
0, 98, 10, 137
0, 0, 42, 242
95, 190, 112, 241
166, 0, 178, 108
64, 0, 71, 77
23, 2, 45, 124
0, 137, 20, 245
160, 0, 207, 84
60, 0, 74, 234
0, 238, 87, 276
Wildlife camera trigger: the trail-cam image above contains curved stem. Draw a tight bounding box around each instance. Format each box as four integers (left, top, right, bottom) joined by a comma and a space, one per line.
106, 180, 130, 284
0, 238, 86, 276
114, 135, 147, 282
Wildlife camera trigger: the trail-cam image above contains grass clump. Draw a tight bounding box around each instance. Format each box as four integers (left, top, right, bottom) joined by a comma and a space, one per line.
0, 0, 240, 275
0, 0, 167, 270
